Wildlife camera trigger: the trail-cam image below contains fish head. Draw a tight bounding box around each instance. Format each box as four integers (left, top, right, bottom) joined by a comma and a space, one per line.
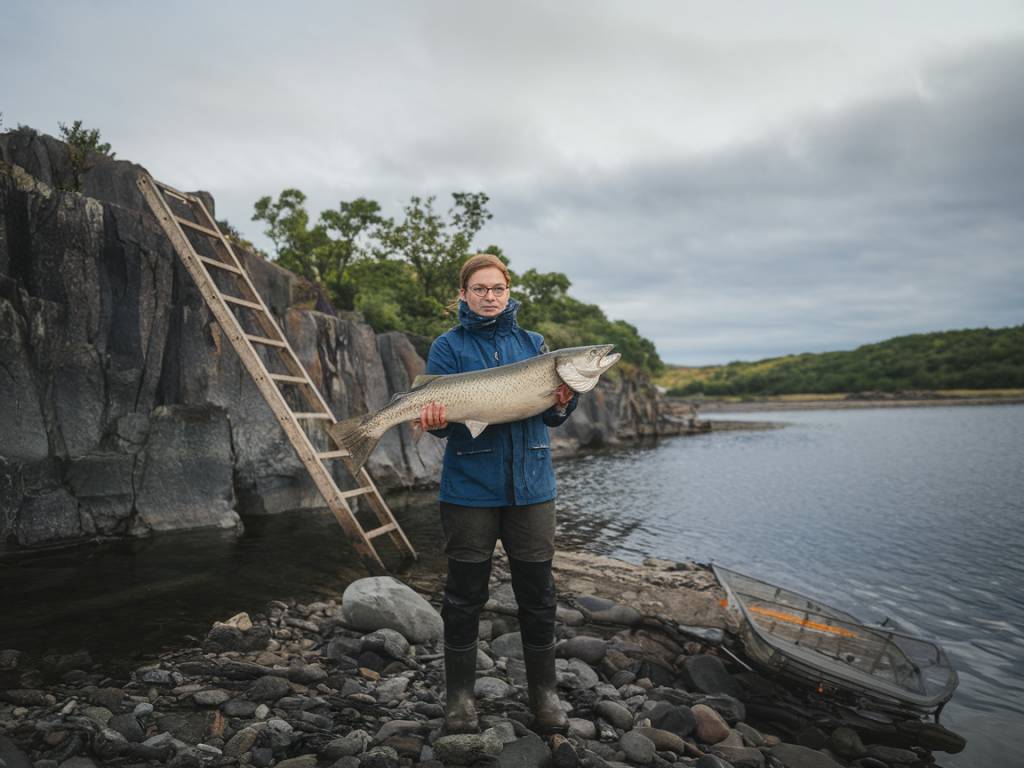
554, 344, 621, 393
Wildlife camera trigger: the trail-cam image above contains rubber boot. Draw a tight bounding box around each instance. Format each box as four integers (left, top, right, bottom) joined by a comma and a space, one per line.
441, 558, 491, 735
443, 642, 480, 734
523, 643, 569, 735
509, 558, 568, 735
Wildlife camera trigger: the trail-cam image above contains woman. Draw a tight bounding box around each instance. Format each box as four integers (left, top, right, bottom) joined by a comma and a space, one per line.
419, 253, 578, 735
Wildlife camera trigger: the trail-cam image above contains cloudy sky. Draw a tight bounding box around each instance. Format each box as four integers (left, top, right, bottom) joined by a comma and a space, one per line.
3, 1, 1022, 364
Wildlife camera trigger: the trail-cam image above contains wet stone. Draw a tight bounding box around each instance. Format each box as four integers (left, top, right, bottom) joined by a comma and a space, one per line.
735, 722, 766, 748
595, 701, 634, 731
711, 746, 765, 768
495, 732, 551, 768
375, 676, 410, 701
434, 732, 504, 764
475, 676, 514, 699
362, 628, 411, 660
359, 745, 400, 768
681, 656, 741, 699
632, 728, 688, 756
108, 713, 144, 742
275, 755, 318, 768
82, 705, 113, 725
222, 698, 258, 718
559, 636, 607, 666
1, 689, 48, 707
491, 632, 525, 660
247, 675, 291, 702
192, 689, 231, 707
382, 733, 424, 757
692, 704, 730, 746
565, 659, 600, 689
224, 726, 261, 757
619, 731, 656, 765
88, 687, 124, 710
568, 718, 597, 740
865, 745, 920, 764
322, 730, 371, 759
770, 743, 845, 768
358, 651, 386, 672
552, 734, 579, 768
288, 663, 328, 685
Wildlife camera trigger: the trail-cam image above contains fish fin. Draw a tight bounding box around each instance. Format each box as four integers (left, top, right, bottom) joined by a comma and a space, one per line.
463, 419, 489, 438
556, 359, 599, 393
328, 414, 381, 471
411, 373, 444, 389
409, 420, 425, 444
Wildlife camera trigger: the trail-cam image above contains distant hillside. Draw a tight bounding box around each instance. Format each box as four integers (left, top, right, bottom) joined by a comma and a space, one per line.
659, 326, 1024, 396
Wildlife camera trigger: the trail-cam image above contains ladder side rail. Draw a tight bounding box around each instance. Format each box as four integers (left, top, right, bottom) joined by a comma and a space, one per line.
187, 194, 340, 421
349, 462, 418, 558
138, 176, 387, 573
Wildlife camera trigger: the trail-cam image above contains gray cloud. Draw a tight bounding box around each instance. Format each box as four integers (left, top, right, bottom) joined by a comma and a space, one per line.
2, 3, 1022, 363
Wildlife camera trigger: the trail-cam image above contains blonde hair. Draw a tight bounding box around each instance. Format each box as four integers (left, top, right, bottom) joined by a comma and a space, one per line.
449, 253, 511, 311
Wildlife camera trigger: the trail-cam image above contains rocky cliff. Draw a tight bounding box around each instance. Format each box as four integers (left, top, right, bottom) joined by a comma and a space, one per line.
0, 130, 690, 549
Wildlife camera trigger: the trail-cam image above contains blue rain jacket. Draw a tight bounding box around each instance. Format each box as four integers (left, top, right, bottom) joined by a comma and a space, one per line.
426, 299, 578, 507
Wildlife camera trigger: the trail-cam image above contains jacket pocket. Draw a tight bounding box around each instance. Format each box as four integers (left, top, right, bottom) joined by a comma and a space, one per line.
456, 446, 494, 456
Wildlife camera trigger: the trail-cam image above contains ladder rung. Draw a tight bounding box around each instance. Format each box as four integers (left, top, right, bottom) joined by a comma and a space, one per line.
365, 522, 398, 540
317, 450, 350, 460
245, 334, 287, 348
339, 486, 375, 500
176, 216, 222, 239
157, 183, 190, 203
270, 374, 308, 384
292, 412, 332, 420
223, 295, 266, 311
199, 255, 243, 275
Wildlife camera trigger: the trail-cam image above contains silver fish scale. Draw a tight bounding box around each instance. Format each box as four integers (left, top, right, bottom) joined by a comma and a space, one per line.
366, 353, 564, 438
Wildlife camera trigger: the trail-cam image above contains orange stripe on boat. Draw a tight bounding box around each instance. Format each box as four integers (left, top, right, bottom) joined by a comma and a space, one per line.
748, 604, 858, 638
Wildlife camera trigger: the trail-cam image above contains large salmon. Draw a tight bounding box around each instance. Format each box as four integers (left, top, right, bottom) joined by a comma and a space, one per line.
329, 344, 620, 470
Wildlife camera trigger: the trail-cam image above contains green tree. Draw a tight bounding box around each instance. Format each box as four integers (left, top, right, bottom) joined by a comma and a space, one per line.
58, 120, 115, 191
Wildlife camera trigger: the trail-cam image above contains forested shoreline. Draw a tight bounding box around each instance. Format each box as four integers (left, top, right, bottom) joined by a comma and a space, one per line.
659, 326, 1024, 397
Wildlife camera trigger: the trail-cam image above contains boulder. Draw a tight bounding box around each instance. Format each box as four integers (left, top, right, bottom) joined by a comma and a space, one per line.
341, 577, 442, 643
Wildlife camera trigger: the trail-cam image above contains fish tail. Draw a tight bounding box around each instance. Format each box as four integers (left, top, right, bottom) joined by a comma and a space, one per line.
328, 414, 381, 471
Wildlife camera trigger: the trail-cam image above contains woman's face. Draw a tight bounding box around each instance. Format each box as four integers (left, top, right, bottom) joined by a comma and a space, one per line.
460, 266, 510, 317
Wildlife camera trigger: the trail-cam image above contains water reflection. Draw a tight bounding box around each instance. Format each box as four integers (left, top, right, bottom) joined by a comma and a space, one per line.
2, 405, 1021, 766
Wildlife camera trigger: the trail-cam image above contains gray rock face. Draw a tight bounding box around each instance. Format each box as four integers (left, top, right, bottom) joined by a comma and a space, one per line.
341, 577, 442, 643
133, 405, 239, 533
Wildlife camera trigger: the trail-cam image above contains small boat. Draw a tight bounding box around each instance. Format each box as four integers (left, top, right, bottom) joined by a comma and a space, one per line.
713, 564, 959, 715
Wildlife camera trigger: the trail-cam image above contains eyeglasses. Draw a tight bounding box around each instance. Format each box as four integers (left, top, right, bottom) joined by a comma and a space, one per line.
468, 284, 508, 298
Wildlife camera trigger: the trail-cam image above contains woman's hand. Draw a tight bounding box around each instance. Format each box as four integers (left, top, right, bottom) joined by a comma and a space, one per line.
419, 401, 448, 431
555, 383, 574, 408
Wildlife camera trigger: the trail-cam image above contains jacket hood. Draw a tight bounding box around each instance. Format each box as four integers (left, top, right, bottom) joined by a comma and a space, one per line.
458, 298, 521, 336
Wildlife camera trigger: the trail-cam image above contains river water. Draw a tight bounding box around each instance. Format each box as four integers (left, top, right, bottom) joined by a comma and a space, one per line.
3, 404, 1021, 765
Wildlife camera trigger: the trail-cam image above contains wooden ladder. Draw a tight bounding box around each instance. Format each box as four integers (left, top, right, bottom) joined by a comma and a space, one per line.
137, 173, 417, 575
